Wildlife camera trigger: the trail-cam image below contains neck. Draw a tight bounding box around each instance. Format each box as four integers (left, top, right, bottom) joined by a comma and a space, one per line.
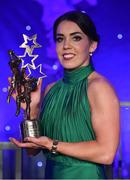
63, 63, 94, 84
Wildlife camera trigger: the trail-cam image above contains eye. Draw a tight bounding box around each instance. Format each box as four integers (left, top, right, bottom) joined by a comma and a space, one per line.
55, 37, 63, 43
72, 36, 82, 41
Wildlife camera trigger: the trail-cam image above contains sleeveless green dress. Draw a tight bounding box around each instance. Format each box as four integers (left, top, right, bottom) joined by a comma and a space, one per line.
40, 64, 106, 179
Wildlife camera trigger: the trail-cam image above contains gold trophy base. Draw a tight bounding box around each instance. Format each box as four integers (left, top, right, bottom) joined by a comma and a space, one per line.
20, 119, 40, 140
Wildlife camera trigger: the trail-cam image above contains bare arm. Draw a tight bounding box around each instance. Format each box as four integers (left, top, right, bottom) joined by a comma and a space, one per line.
52, 78, 120, 164
10, 78, 120, 163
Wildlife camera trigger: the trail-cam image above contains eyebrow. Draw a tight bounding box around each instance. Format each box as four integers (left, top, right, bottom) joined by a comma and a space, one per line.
56, 32, 83, 37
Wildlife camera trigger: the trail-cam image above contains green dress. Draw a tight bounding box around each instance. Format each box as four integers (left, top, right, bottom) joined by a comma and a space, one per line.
40, 64, 106, 179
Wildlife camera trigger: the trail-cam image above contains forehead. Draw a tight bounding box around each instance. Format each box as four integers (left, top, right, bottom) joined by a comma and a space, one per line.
56, 20, 84, 35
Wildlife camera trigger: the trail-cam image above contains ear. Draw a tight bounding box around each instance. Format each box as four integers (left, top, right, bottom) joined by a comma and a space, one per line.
89, 41, 98, 53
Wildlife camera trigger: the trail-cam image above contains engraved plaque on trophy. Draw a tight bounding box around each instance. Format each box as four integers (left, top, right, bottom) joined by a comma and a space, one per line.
20, 119, 40, 139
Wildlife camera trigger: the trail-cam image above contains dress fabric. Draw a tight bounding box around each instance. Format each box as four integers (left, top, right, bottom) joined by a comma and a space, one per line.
40, 64, 106, 179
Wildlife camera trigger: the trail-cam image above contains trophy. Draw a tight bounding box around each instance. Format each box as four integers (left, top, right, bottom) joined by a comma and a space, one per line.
7, 34, 46, 140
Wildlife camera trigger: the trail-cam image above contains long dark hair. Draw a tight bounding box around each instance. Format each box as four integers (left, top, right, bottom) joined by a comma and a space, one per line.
53, 10, 99, 43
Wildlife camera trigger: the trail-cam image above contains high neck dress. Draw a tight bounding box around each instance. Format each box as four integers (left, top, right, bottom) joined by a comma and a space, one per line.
40, 64, 106, 179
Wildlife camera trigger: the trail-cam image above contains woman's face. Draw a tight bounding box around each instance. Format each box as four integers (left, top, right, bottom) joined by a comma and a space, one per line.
55, 20, 97, 69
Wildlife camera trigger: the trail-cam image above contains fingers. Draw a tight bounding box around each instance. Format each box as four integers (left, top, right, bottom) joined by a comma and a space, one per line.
9, 137, 39, 149
24, 137, 42, 146
9, 137, 25, 147
24, 136, 52, 150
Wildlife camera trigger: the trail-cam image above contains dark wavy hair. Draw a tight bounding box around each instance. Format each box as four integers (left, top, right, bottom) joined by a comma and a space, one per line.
53, 10, 100, 43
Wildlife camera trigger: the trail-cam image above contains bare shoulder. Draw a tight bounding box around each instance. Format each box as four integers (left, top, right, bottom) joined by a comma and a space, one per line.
87, 72, 119, 107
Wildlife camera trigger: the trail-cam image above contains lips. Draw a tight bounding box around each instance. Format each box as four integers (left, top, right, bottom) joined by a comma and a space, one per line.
63, 53, 75, 60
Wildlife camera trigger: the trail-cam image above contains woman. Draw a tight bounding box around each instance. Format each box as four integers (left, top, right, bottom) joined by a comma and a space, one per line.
10, 11, 120, 179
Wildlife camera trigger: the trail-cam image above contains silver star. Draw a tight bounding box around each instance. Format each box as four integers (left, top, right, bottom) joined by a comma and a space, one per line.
19, 34, 42, 54
27, 64, 47, 79
19, 52, 38, 68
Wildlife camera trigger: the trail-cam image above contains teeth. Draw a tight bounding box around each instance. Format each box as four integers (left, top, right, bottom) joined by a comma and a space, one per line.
63, 54, 74, 59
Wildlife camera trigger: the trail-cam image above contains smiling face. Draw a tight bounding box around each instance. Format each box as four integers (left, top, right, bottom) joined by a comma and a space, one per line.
55, 20, 97, 70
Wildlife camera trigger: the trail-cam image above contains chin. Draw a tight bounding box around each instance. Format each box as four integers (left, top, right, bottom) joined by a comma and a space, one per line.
61, 62, 78, 70
60, 57, 89, 70
63, 64, 82, 70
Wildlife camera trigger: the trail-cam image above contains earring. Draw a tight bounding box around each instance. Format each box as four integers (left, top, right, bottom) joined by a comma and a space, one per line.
89, 52, 93, 56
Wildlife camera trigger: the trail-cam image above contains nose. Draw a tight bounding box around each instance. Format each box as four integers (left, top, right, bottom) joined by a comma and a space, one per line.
63, 39, 71, 49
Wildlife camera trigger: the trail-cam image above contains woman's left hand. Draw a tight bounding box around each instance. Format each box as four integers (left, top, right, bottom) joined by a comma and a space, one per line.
9, 136, 53, 150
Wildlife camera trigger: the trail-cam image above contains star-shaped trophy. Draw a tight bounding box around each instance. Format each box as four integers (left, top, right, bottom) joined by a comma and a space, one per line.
20, 34, 42, 54
19, 52, 38, 68
7, 34, 46, 140
27, 64, 46, 79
